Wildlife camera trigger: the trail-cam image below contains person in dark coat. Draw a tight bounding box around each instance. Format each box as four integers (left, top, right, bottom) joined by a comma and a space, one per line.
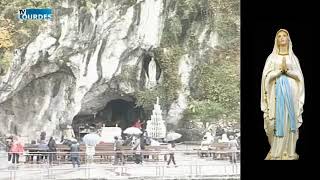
48, 137, 57, 165
167, 142, 177, 167
37, 140, 49, 163
6, 137, 13, 163
70, 139, 80, 168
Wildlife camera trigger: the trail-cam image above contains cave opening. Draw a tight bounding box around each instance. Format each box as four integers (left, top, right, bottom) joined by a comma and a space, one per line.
98, 99, 142, 130
73, 99, 146, 139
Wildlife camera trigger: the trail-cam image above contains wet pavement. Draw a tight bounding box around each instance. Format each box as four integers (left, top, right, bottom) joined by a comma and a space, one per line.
0, 145, 240, 179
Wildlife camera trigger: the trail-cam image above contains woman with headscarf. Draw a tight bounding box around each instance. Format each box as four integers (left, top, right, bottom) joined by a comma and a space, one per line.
261, 29, 305, 160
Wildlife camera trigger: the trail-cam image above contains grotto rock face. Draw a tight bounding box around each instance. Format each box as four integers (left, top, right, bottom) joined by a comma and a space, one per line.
0, 0, 165, 140
0, 0, 240, 140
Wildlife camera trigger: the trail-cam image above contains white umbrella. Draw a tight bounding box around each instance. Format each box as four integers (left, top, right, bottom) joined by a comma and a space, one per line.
166, 132, 182, 142
83, 133, 101, 146
70, 137, 77, 142
124, 127, 142, 135
150, 139, 160, 146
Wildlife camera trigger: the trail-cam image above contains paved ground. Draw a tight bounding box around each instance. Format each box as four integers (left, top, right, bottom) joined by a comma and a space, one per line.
0, 145, 240, 180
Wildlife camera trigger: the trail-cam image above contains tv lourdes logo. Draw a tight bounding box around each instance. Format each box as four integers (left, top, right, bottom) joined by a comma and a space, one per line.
18, 8, 53, 20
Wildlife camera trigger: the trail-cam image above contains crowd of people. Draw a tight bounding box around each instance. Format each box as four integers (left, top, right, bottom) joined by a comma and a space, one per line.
199, 128, 240, 162
2, 120, 240, 168
4, 134, 59, 165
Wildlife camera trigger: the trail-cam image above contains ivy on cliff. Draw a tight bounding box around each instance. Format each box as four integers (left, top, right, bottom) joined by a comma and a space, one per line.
183, 0, 240, 125
0, 0, 54, 75
134, 88, 161, 111
134, 46, 183, 112
132, 0, 240, 118
133, 0, 189, 112
187, 45, 240, 124
115, 65, 139, 90
184, 99, 227, 124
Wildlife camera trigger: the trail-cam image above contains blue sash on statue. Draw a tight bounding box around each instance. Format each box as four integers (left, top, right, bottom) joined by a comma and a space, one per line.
275, 75, 296, 137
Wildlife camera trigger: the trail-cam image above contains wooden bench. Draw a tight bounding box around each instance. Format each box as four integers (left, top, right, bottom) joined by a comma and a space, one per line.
24, 144, 44, 163
24, 143, 170, 164
24, 144, 76, 164
55, 144, 72, 163
211, 142, 230, 150
93, 144, 167, 162
193, 143, 231, 159
94, 143, 122, 162
209, 143, 239, 161
142, 145, 168, 161
97, 144, 169, 162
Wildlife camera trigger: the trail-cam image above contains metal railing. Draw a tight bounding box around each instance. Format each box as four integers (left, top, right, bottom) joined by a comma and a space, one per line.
6, 149, 240, 163
0, 150, 240, 179
0, 163, 240, 180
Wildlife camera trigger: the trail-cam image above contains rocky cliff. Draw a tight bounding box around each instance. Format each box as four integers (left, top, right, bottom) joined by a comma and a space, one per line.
0, 0, 240, 141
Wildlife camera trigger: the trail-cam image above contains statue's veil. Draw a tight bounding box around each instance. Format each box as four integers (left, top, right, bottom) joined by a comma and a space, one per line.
270, 29, 303, 77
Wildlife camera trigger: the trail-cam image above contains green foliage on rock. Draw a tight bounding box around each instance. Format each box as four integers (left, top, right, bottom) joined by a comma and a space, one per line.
191, 48, 240, 106
185, 99, 227, 122
133, 0, 190, 112
121, 0, 137, 7
208, 0, 240, 46
116, 65, 139, 90
133, 0, 240, 121
160, 16, 182, 47
0, 0, 54, 75
156, 47, 183, 109
187, 45, 240, 124
182, 0, 240, 125
134, 88, 161, 110
118, 0, 138, 15
133, 42, 184, 111
0, 51, 12, 75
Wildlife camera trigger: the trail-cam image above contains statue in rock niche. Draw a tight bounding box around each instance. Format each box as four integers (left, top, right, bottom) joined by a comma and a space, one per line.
147, 57, 157, 88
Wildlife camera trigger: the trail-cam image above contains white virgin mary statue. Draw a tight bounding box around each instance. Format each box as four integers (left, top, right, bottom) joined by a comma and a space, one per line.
147, 57, 157, 88
261, 29, 305, 160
